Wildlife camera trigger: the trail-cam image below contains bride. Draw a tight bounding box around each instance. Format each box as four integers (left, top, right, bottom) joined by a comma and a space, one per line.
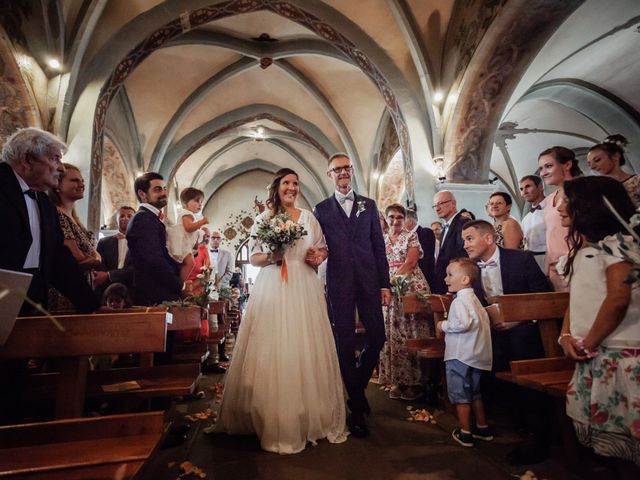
215, 168, 348, 454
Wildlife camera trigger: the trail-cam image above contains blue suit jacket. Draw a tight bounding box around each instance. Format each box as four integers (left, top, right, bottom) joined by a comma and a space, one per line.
497, 247, 552, 295
126, 206, 181, 305
315, 194, 390, 298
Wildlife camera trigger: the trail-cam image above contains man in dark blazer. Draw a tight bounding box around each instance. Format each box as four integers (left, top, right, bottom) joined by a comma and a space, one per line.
404, 209, 436, 289
1, 127, 99, 424
432, 190, 468, 294
462, 219, 552, 464
126, 172, 181, 306
0, 127, 99, 315
315, 153, 390, 438
94, 205, 135, 290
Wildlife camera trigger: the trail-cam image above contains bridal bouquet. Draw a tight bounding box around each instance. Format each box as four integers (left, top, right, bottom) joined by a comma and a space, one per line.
253, 212, 307, 282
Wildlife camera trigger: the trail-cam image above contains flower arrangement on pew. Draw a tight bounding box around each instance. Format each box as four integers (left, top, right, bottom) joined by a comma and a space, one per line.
253, 212, 307, 283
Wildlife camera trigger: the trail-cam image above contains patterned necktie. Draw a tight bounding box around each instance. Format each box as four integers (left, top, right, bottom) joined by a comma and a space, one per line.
337, 191, 354, 204
158, 211, 165, 221
478, 259, 498, 269
23, 189, 36, 199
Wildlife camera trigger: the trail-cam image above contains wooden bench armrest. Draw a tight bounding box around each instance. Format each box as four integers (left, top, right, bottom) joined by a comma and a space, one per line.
509, 356, 574, 375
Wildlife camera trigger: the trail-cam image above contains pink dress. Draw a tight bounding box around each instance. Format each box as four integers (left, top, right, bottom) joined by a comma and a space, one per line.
541, 191, 569, 292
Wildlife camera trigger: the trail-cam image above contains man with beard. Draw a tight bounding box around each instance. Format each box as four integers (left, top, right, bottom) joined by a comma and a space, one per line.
127, 172, 181, 305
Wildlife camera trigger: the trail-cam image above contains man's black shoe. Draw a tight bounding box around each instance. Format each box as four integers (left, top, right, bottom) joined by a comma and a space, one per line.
219, 354, 230, 362
201, 362, 227, 374
347, 412, 369, 438
169, 424, 191, 436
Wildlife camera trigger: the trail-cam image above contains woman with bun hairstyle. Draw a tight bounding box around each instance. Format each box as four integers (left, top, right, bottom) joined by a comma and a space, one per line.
587, 134, 640, 208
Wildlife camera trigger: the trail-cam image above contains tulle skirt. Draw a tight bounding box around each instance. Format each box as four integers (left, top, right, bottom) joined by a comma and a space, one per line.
215, 260, 349, 454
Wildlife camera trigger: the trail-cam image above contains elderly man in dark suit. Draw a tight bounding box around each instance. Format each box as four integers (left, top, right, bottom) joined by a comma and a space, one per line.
461, 219, 552, 465
126, 172, 181, 305
94, 205, 135, 291
432, 190, 468, 294
1, 127, 99, 424
0, 127, 99, 314
404, 209, 436, 289
314, 153, 390, 438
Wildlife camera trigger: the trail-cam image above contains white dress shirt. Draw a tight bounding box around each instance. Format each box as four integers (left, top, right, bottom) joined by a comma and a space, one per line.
480, 247, 503, 298
117, 234, 128, 269
139, 203, 161, 217
334, 190, 354, 216
440, 288, 492, 371
521, 205, 546, 253
14, 171, 41, 269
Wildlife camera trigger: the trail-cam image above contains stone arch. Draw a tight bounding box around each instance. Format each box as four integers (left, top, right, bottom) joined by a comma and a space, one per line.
75, 0, 426, 229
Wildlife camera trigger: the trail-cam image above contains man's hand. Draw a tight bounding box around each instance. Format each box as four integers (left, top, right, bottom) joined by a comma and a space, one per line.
381, 288, 391, 306
305, 247, 320, 267
492, 321, 519, 331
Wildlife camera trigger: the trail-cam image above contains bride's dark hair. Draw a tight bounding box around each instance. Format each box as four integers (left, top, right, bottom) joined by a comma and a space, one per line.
266, 168, 298, 213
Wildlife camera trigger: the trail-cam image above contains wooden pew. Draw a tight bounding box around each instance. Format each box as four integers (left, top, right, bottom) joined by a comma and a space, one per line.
0, 311, 167, 419
0, 411, 166, 479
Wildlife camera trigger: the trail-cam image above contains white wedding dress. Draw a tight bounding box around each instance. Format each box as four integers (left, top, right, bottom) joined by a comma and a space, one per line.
216, 209, 348, 454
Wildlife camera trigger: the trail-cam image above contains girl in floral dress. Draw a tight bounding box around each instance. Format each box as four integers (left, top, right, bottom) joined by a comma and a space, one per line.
557, 176, 640, 471
379, 203, 431, 401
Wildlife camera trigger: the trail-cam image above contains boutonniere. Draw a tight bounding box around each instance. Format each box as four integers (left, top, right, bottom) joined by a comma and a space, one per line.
356, 200, 366, 217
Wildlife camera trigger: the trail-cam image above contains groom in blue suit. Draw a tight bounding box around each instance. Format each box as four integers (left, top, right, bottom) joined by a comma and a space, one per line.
315, 153, 390, 437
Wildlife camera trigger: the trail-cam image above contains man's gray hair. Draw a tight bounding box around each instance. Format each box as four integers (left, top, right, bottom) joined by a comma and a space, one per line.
2, 127, 67, 166
406, 209, 418, 221
327, 152, 350, 167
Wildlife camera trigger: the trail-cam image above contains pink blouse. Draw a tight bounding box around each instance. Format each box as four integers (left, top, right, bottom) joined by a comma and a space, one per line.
541, 190, 569, 273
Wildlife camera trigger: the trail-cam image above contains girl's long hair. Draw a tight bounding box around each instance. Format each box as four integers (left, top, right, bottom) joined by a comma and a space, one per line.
562, 176, 636, 277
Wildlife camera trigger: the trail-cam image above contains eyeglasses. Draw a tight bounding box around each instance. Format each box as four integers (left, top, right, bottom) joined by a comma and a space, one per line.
432, 199, 452, 209
328, 165, 353, 174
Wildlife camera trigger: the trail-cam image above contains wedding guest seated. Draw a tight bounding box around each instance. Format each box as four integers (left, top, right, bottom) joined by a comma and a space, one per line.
379, 203, 431, 401
462, 219, 552, 464
557, 176, 640, 473
437, 258, 493, 448
48, 163, 102, 312
487, 192, 524, 249
404, 209, 436, 290
102, 282, 132, 310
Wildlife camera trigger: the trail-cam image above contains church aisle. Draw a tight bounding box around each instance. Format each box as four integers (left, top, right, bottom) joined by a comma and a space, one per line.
139, 373, 585, 480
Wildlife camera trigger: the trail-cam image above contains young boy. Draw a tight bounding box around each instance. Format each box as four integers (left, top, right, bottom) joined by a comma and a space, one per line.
436, 258, 493, 447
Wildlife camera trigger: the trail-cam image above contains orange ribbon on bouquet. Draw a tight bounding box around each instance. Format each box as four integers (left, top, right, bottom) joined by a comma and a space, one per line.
280, 255, 288, 283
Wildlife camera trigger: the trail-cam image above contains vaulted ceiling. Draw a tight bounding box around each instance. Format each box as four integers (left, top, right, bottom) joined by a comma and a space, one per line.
1, 0, 639, 232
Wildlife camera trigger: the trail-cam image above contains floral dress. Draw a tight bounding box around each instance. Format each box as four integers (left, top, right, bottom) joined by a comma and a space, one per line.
495, 220, 525, 249
48, 211, 97, 312
378, 230, 432, 387
563, 235, 640, 465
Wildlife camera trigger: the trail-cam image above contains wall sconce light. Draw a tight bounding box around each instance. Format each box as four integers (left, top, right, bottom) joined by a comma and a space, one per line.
433, 156, 446, 183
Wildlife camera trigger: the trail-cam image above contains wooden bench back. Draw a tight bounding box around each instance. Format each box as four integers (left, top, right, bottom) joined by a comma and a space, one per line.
0, 311, 167, 359
492, 292, 569, 357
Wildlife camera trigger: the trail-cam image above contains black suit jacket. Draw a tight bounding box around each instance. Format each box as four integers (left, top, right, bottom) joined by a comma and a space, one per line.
433, 212, 468, 294
0, 162, 98, 313
126, 206, 181, 305
414, 226, 436, 290
96, 234, 133, 286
